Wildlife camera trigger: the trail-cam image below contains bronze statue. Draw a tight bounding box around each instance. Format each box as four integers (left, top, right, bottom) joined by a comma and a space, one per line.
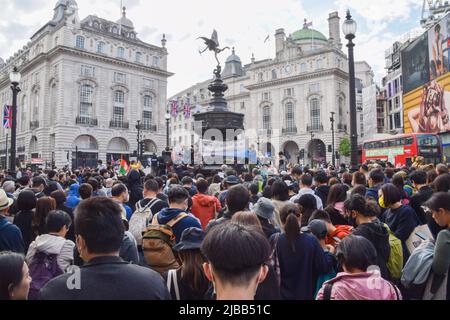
197, 30, 230, 66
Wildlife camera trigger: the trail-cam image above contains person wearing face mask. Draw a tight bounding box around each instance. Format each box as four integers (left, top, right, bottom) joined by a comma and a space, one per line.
111, 184, 133, 221
201, 222, 270, 300
344, 195, 391, 281
0, 252, 32, 300
380, 183, 420, 264
154, 186, 201, 244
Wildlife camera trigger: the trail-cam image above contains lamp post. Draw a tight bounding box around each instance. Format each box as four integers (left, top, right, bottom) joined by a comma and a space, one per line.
165, 112, 171, 151
9, 67, 21, 173
136, 120, 143, 163
343, 10, 358, 169
330, 111, 336, 167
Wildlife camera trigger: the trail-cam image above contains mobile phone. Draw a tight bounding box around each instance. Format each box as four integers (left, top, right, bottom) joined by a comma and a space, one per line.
333, 237, 341, 243
415, 232, 428, 241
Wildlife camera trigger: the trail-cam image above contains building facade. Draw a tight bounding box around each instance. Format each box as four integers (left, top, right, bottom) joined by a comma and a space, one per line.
169, 12, 374, 166
0, 0, 172, 169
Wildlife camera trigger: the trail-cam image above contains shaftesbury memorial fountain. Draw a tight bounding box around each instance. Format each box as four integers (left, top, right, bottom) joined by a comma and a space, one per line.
194, 30, 245, 169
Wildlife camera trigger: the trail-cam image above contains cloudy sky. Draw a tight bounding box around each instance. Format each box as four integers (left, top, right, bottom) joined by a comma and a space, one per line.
0, 0, 424, 95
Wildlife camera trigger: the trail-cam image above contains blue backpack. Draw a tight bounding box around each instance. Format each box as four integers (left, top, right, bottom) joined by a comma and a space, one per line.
28, 251, 63, 300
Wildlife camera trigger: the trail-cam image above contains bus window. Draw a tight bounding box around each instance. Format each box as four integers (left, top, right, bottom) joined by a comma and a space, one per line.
406, 137, 414, 145
388, 140, 395, 147
418, 135, 439, 147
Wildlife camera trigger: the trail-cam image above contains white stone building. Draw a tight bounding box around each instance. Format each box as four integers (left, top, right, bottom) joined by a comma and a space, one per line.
0, 0, 172, 169
169, 12, 374, 166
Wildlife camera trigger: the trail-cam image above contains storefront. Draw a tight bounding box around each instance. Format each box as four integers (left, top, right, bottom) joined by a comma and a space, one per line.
439, 131, 450, 163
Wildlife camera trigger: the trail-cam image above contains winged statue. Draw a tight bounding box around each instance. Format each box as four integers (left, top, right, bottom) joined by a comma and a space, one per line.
197, 30, 230, 66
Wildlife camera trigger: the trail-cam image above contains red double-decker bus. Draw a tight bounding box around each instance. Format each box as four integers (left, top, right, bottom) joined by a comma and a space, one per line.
362, 133, 442, 167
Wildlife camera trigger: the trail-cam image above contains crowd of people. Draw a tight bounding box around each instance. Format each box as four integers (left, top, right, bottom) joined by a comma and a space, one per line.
0, 160, 449, 300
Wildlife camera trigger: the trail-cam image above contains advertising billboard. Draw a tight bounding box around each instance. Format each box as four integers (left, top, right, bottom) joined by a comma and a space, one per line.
402, 33, 430, 94
404, 72, 450, 134
428, 15, 450, 81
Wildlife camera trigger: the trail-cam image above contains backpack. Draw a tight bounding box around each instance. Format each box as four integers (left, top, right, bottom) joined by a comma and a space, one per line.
384, 224, 404, 280
129, 198, 161, 246
28, 252, 63, 300
142, 213, 188, 274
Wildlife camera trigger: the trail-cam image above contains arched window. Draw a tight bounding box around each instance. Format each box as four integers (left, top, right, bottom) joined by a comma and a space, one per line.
310, 98, 321, 131
76, 36, 85, 49
262, 106, 271, 130
50, 84, 57, 126
338, 97, 344, 118
143, 95, 153, 127
112, 26, 118, 34
285, 102, 295, 131
32, 92, 39, 122
97, 41, 105, 53
136, 52, 142, 63
117, 47, 125, 59
113, 90, 125, 125
272, 70, 277, 80
80, 84, 93, 120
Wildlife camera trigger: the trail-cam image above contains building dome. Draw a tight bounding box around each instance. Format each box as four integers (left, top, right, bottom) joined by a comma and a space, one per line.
116, 6, 134, 29
291, 28, 327, 42
222, 47, 244, 78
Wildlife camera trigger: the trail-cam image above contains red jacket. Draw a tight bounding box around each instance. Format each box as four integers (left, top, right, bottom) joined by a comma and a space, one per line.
191, 193, 222, 230
326, 225, 354, 246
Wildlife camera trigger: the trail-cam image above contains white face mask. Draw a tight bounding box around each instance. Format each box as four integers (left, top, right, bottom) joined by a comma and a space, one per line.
124, 193, 130, 203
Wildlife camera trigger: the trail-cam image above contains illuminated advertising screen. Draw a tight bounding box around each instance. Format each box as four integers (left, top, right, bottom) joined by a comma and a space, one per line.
402, 33, 430, 94
428, 15, 450, 81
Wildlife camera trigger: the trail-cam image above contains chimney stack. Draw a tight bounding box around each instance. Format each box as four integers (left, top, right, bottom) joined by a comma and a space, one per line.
328, 12, 342, 49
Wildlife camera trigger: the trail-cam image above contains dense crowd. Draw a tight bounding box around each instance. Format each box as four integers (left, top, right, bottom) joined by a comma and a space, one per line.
0, 159, 449, 300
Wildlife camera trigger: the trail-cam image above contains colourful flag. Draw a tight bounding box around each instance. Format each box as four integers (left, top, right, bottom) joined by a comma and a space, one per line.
3, 105, 12, 129
110, 154, 115, 165
184, 102, 191, 119
118, 159, 129, 175
303, 19, 313, 29
171, 100, 178, 118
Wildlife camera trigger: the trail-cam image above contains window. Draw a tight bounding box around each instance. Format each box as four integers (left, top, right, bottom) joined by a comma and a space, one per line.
143, 110, 152, 125
76, 36, 85, 49
285, 102, 295, 130
316, 59, 323, 69
81, 65, 95, 77
143, 95, 153, 110
117, 47, 125, 58
388, 83, 392, 97
113, 91, 125, 124
21, 96, 27, 131
262, 92, 271, 101
389, 100, 393, 112
32, 92, 39, 121
152, 56, 159, 67
143, 78, 154, 88
80, 84, 93, 118
389, 115, 394, 129
240, 102, 245, 110
395, 96, 400, 109
136, 52, 142, 63
97, 42, 105, 53
394, 112, 401, 128
263, 106, 271, 130
272, 70, 277, 79
54, 36, 59, 46
310, 98, 321, 130
114, 72, 126, 84
300, 63, 307, 73
285, 88, 294, 97
112, 26, 118, 34
338, 97, 344, 118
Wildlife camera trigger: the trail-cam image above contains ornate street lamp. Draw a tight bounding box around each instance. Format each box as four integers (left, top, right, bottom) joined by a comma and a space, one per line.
165, 112, 171, 151
9, 67, 21, 173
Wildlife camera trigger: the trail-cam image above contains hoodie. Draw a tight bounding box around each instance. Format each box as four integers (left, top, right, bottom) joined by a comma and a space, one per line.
127, 170, 143, 211
0, 217, 25, 254
353, 219, 391, 280
191, 193, 222, 230
156, 208, 202, 243
26, 234, 75, 272
317, 272, 401, 300
65, 184, 81, 209
326, 225, 354, 246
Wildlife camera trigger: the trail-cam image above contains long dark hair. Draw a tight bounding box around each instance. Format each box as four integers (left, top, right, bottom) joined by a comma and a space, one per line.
0, 252, 25, 300
32, 197, 56, 237
326, 184, 347, 208
178, 250, 209, 294
280, 203, 301, 252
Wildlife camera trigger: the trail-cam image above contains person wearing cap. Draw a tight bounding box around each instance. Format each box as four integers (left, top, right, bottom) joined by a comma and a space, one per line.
252, 197, 279, 239
163, 227, 210, 300
301, 219, 338, 298
0, 189, 25, 253
218, 175, 240, 208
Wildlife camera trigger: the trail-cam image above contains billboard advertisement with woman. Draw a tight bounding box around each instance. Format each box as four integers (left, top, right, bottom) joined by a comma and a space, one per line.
404, 73, 450, 134
428, 16, 450, 81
